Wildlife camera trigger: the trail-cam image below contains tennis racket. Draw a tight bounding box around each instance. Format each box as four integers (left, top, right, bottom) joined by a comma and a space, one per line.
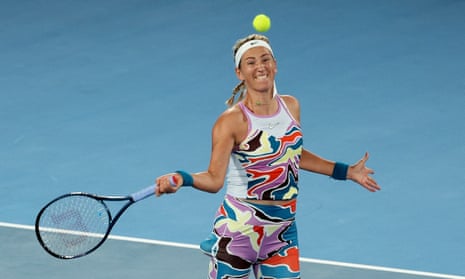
35, 177, 177, 259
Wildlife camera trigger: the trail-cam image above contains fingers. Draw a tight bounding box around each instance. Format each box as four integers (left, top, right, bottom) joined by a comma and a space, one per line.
363, 176, 381, 192
353, 152, 369, 170
362, 152, 379, 191
359, 152, 369, 164
155, 174, 179, 197
365, 167, 375, 175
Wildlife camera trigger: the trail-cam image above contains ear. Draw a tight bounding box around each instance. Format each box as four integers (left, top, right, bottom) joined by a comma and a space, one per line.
235, 67, 244, 81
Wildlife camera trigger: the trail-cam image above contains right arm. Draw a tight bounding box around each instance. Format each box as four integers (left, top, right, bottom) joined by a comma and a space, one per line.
155, 108, 242, 196
188, 110, 237, 193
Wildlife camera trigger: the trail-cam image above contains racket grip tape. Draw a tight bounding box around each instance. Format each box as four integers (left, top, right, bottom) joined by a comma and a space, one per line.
169, 175, 178, 186
131, 185, 156, 202
131, 176, 178, 202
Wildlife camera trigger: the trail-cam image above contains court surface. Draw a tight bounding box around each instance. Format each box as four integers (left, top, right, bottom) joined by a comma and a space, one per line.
1, 223, 463, 279
1, 0, 464, 278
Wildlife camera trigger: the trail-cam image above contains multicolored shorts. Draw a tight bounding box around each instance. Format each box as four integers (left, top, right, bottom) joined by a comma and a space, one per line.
200, 195, 300, 279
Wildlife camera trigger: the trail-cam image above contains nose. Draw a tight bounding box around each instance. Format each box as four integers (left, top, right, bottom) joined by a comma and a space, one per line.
256, 61, 267, 70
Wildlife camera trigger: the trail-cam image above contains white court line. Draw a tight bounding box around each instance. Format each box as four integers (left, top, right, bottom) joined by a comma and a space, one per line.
38, 226, 107, 239
299, 258, 465, 279
2, 221, 464, 279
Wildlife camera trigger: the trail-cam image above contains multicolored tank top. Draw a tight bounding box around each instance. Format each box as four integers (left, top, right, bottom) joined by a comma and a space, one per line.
226, 95, 303, 200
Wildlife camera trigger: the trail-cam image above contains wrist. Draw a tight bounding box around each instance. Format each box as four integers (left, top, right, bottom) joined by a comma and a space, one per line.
175, 170, 194, 186
331, 162, 348, 180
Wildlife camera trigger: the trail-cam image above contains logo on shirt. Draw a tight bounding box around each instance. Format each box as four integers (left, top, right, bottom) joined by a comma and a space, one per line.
267, 122, 280, 129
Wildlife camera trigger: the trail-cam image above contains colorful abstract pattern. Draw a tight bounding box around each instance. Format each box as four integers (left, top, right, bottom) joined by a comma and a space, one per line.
200, 195, 300, 279
233, 123, 303, 200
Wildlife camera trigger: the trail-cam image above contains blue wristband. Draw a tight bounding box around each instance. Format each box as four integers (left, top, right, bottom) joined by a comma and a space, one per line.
331, 162, 348, 180
175, 170, 194, 186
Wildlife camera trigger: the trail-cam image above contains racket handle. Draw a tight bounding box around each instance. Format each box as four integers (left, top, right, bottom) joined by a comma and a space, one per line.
131, 185, 156, 202
131, 176, 178, 202
169, 175, 178, 186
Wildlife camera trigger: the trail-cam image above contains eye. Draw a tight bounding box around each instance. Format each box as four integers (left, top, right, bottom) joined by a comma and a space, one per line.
262, 55, 273, 63
245, 59, 256, 66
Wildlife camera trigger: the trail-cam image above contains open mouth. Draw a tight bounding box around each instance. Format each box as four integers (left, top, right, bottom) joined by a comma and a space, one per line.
255, 73, 269, 80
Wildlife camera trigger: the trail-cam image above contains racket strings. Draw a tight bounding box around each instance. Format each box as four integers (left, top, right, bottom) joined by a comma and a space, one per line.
37, 195, 110, 258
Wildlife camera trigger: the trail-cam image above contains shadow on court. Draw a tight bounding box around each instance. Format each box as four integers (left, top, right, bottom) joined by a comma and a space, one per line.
2, 224, 462, 279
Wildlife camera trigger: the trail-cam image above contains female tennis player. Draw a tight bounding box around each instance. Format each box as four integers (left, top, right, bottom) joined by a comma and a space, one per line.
155, 34, 380, 279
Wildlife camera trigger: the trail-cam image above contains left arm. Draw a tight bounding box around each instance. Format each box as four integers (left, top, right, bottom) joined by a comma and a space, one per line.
282, 95, 381, 192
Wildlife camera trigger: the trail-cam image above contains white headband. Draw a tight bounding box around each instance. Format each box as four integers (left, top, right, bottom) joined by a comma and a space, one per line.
234, 40, 274, 68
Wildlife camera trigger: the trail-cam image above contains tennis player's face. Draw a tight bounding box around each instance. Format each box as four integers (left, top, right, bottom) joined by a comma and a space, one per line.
237, 47, 277, 92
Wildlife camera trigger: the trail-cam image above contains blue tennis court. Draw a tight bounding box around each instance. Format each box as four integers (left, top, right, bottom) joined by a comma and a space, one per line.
1, 0, 464, 278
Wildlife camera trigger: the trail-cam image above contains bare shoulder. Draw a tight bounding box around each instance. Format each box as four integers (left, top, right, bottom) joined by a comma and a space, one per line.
216, 104, 244, 125
214, 104, 248, 144
280, 94, 301, 121
280, 94, 300, 108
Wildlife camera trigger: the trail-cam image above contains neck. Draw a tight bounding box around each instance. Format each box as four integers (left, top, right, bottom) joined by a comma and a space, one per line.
245, 95, 277, 115
255, 100, 271, 106
246, 88, 274, 106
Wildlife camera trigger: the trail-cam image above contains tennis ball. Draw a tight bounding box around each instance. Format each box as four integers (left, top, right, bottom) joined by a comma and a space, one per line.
253, 14, 271, 33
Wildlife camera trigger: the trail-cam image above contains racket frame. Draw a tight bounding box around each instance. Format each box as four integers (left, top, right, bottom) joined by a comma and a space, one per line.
35, 192, 136, 259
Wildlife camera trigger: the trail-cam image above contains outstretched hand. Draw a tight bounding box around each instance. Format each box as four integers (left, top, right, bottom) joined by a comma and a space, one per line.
347, 152, 381, 192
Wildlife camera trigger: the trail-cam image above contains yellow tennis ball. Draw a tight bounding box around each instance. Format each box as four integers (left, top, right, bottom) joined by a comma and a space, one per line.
253, 14, 271, 33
